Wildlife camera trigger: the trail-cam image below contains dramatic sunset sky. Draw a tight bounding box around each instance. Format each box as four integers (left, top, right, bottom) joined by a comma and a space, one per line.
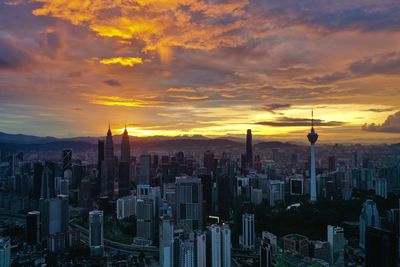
0, 0, 400, 142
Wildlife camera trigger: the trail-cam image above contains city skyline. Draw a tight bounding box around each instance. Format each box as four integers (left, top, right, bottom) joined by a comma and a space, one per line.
0, 1, 400, 142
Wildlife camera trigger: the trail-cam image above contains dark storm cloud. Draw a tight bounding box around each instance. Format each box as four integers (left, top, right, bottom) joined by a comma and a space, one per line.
262, 103, 291, 114
250, 1, 400, 33
256, 117, 344, 127
103, 79, 122, 87
0, 40, 33, 71
362, 111, 400, 133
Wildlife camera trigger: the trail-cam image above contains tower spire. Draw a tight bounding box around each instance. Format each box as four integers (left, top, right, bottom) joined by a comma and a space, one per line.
311, 109, 314, 132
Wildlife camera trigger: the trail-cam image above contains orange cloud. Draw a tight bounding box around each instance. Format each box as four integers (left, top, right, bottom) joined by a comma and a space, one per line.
83, 94, 161, 107
31, 0, 252, 63
100, 57, 143, 67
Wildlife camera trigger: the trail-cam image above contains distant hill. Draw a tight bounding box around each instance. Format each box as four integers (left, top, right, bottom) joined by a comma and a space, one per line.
254, 141, 300, 150
0, 132, 58, 144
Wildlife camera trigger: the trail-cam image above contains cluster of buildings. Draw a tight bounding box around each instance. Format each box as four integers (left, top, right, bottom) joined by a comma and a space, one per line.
0, 118, 398, 266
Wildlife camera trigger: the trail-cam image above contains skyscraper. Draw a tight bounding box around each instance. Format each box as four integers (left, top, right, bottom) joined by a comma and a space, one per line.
246, 129, 253, 169
241, 213, 255, 250
0, 237, 10, 267
221, 224, 232, 267
139, 154, 151, 184
175, 177, 203, 231
26, 211, 40, 245
359, 199, 381, 249
62, 149, 72, 173
207, 224, 222, 267
307, 110, 318, 202
39, 195, 69, 242
366, 226, 396, 267
327, 225, 345, 266
89, 210, 104, 256
160, 215, 174, 267
136, 197, 155, 243
97, 140, 104, 194
195, 231, 206, 267
120, 124, 131, 163
101, 125, 115, 196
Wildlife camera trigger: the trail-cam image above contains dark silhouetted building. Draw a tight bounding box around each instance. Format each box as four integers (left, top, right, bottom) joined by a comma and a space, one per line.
101, 125, 115, 196
246, 129, 253, 169
118, 161, 130, 197
26, 211, 40, 245
366, 227, 396, 267
282, 234, 309, 257
120, 125, 130, 163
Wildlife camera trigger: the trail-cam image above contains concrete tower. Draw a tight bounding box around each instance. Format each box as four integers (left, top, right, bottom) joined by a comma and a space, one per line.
246, 129, 253, 169
307, 110, 318, 202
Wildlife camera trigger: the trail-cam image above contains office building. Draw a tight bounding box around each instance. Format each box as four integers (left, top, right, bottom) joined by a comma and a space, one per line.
118, 161, 130, 197
139, 154, 151, 184
116, 195, 136, 220
366, 227, 396, 267
195, 231, 206, 267
359, 199, 381, 249
39, 195, 69, 242
290, 177, 304, 195
307, 111, 318, 202
260, 239, 273, 267
120, 125, 131, 163
241, 213, 255, 250
282, 234, 309, 257
327, 225, 345, 267
268, 180, 284, 207
136, 197, 155, 243
221, 224, 231, 267
0, 237, 10, 267
246, 129, 253, 169
160, 215, 174, 267
261, 231, 278, 255
208, 224, 222, 267
179, 234, 195, 267
372, 178, 388, 199
175, 177, 203, 231
89, 210, 104, 256
62, 149, 72, 173
26, 211, 40, 245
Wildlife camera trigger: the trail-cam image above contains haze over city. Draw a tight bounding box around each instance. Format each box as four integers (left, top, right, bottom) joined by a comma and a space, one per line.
0, 0, 400, 142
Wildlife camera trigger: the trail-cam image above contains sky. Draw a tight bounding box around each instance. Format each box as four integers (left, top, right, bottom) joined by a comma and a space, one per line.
0, 0, 400, 143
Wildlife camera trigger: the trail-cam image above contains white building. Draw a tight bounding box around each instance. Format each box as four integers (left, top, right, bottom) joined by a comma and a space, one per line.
221, 224, 232, 267
89, 210, 104, 256
261, 231, 278, 255
195, 231, 207, 267
160, 216, 174, 267
241, 213, 255, 250
208, 224, 222, 267
327, 225, 345, 267
116, 195, 136, 220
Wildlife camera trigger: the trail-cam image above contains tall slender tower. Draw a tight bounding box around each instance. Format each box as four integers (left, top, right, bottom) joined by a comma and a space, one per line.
120, 123, 130, 163
101, 124, 115, 196
307, 110, 318, 202
246, 129, 253, 169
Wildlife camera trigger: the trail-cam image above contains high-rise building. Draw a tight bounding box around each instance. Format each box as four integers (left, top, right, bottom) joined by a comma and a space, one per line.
116, 195, 136, 220
221, 224, 232, 267
97, 140, 105, 194
101, 125, 115, 196
372, 178, 388, 199
62, 149, 72, 173
194, 231, 206, 267
139, 154, 151, 184
307, 111, 318, 202
33, 161, 43, 200
366, 227, 396, 267
118, 161, 130, 197
207, 224, 222, 267
282, 234, 309, 257
204, 150, 215, 175
120, 125, 131, 163
41, 161, 56, 199
26, 211, 40, 245
179, 233, 195, 267
39, 195, 69, 242
260, 239, 273, 267
262, 231, 278, 255
136, 197, 155, 243
241, 213, 255, 250
0, 237, 10, 267
89, 210, 104, 256
359, 199, 381, 249
246, 129, 253, 169
175, 177, 203, 231
160, 215, 174, 267
267, 180, 285, 207
59, 179, 69, 196
327, 225, 345, 267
